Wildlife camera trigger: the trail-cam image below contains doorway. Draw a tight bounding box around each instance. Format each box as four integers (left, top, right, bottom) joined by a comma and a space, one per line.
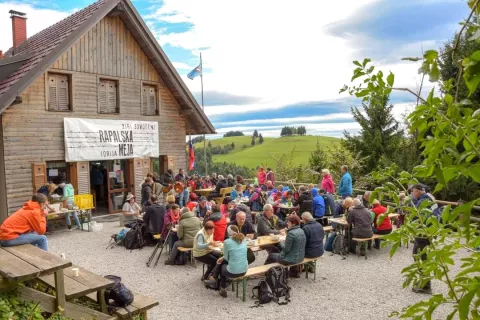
90, 160, 131, 214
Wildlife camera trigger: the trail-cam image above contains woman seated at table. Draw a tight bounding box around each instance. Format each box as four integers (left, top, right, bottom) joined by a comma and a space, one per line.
122, 193, 141, 224
206, 205, 228, 242
371, 199, 393, 249
230, 184, 243, 200
249, 187, 264, 211
219, 197, 231, 219
347, 198, 374, 254
193, 221, 222, 281
162, 204, 181, 250
204, 225, 248, 297
265, 215, 306, 277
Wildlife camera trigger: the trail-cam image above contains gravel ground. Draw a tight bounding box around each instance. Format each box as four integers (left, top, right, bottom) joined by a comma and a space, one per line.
47, 222, 456, 320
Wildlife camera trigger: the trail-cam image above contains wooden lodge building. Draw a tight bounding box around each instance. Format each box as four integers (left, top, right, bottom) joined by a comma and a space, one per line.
0, 0, 215, 221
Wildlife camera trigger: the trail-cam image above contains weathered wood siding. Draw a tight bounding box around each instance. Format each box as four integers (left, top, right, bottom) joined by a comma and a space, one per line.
1, 16, 187, 213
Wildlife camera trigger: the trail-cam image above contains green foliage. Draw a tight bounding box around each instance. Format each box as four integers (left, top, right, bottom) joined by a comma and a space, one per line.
341, 3, 480, 316
280, 126, 307, 136
223, 130, 245, 137
253, 130, 258, 138
0, 287, 71, 320
231, 142, 235, 149
251, 136, 256, 146
325, 145, 363, 183
308, 138, 329, 174
342, 94, 403, 173
208, 140, 212, 148
259, 134, 264, 144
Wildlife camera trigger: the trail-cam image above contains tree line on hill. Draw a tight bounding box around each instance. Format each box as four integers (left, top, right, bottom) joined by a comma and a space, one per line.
280, 126, 307, 136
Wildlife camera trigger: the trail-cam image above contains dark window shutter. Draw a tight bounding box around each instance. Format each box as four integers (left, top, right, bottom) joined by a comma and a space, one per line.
148, 87, 156, 115
142, 87, 148, 115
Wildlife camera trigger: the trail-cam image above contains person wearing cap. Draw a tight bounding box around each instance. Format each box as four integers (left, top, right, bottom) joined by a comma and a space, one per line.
204, 225, 248, 297
409, 183, 435, 294
122, 193, 141, 222
194, 196, 212, 220
0, 194, 49, 251
165, 207, 202, 265
338, 165, 353, 198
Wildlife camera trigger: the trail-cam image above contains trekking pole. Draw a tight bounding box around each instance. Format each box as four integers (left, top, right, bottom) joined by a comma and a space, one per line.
153, 227, 172, 267
146, 237, 162, 267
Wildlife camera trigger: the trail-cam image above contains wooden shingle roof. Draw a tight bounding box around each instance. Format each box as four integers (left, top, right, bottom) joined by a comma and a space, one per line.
0, 0, 214, 134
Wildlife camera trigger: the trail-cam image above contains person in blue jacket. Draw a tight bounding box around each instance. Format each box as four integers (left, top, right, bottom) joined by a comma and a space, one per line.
338, 165, 352, 198
311, 188, 325, 218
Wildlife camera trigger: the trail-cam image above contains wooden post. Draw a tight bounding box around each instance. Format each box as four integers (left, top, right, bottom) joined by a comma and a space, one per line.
98, 288, 107, 313
54, 269, 66, 313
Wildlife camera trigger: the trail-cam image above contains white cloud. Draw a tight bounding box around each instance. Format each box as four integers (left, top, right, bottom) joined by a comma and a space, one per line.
217, 113, 354, 127
148, 0, 425, 110
172, 61, 193, 69
0, 3, 70, 51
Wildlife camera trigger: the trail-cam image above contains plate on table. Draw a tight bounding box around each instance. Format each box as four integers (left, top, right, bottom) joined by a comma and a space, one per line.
61, 208, 69, 212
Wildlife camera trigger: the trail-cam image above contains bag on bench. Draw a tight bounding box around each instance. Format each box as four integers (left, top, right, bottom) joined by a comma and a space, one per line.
104, 275, 134, 316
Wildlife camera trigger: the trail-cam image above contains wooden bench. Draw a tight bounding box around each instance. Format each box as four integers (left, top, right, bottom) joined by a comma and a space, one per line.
213, 187, 233, 204
352, 234, 384, 260
232, 256, 321, 301
87, 290, 158, 319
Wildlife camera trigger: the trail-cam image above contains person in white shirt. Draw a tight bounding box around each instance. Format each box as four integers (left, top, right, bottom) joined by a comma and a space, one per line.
122, 193, 141, 222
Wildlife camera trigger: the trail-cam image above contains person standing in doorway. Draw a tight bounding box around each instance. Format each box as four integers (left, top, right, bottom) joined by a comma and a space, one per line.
338, 165, 352, 199
91, 165, 104, 202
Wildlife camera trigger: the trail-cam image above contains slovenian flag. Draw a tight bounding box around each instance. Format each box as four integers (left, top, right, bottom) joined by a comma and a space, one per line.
188, 139, 195, 170
187, 64, 202, 80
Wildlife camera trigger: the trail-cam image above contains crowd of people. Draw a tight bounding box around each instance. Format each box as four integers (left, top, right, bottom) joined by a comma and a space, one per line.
0, 164, 443, 297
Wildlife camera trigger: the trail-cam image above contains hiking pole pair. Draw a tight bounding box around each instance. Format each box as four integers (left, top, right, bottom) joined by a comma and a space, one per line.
153, 227, 172, 267
146, 227, 171, 267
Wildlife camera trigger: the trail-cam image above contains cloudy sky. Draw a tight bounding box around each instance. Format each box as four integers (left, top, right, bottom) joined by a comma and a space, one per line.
0, 0, 469, 138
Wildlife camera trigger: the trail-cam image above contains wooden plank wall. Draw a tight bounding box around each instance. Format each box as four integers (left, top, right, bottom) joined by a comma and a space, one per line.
51, 16, 161, 83
0, 16, 187, 214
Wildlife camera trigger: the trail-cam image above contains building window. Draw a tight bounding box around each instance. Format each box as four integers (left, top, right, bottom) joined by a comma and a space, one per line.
48, 73, 71, 111
98, 79, 119, 114
142, 84, 158, 116
46, 161, 68, 184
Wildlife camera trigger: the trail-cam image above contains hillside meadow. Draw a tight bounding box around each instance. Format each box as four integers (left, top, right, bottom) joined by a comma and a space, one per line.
195, 135, 340, 169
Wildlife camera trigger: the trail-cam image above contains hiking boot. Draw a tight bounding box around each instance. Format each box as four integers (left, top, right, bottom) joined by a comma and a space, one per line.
412, 286, 432, 294
203, 279, 217, 287
219, 288, 227, 298
164, 259, 174, 265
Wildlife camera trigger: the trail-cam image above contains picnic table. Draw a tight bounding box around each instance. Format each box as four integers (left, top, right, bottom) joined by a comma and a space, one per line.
38, 265, 113, 313
194, 188, 215, 196
47, 209, 93, 231
0, 244, 71, 311
209, 235, 286, 253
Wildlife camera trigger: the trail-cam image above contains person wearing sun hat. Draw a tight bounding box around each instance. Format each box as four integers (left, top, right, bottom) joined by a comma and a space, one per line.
122, 193, 141, 222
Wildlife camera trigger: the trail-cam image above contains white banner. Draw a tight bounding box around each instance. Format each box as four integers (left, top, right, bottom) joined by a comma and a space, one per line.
64, 118, 159, 162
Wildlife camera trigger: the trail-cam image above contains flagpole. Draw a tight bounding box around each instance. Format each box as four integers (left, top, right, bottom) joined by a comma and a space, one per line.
200, 52, 207, 176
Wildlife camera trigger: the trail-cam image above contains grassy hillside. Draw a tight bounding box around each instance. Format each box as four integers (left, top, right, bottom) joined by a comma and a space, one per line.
196, 135, 339, 169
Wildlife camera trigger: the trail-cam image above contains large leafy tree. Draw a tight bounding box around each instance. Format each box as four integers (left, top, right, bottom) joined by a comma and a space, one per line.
342, 95, 403, 173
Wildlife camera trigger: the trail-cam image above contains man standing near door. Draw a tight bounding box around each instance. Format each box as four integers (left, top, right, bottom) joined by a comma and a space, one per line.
175, 169, 189, 208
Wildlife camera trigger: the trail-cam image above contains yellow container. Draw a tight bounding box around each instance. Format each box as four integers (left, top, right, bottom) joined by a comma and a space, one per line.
74, 194, 94, 210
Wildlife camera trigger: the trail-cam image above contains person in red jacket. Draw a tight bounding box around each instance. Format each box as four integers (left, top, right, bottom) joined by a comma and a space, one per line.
207, 206, 228, 242
257, 167, 266, 186
371, 199, 392, 249
0, 194, 49, 251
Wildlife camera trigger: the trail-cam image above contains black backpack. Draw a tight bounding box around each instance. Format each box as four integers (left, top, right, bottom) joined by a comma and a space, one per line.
252, 280, 274, 305
174, 251, 187, 265
104, 275, 134, 311
266, 266, 290, 304
123, 222, 144, 251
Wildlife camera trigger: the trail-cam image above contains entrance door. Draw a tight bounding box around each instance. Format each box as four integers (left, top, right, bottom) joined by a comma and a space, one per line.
107, 160, 130, 213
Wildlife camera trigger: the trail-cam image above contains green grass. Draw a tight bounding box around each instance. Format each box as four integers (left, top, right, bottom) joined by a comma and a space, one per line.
195, 135, 340, 169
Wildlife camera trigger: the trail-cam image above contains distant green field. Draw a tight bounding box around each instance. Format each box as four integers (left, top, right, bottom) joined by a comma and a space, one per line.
195, 135, 340, 169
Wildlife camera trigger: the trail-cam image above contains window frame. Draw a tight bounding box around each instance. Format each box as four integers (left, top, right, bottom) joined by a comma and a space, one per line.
141, 82, 160, 116
45, 71, 74, 112
97, 76, 121, 114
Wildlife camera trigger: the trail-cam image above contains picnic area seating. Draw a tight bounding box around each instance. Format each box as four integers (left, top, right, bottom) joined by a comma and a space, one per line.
352, 234, 384, 260
212, 187, 233, 204
87, 290, 159, 319
232, 256, 321, 301
178, 246, 196, 266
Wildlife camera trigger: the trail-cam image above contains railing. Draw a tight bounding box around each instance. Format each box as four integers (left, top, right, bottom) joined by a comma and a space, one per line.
245, 179, 480, 223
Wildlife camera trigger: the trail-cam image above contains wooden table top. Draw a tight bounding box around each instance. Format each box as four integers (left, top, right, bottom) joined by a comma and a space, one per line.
195, 188, 215, 193
38, 265, 113, 300
328, 217, 349, 226
278, 204, 296, 209
0, 244, 72, 282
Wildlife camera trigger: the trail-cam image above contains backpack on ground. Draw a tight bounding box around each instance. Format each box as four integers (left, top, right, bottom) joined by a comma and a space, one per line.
104, 275, 134, 316
252, 280, 274, 305
333, 233, 347, 257
174, 251, 187, 265
106, 229, 128, 249
266, 266, 290, 305
123, 222, 144, 251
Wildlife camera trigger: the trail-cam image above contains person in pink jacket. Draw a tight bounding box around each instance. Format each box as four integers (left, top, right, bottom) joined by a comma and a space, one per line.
320, 169, 335, 194
257, 167, 267, 186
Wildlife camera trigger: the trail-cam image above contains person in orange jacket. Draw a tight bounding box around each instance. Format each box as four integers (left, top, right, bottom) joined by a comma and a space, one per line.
0, 194, 49, 251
